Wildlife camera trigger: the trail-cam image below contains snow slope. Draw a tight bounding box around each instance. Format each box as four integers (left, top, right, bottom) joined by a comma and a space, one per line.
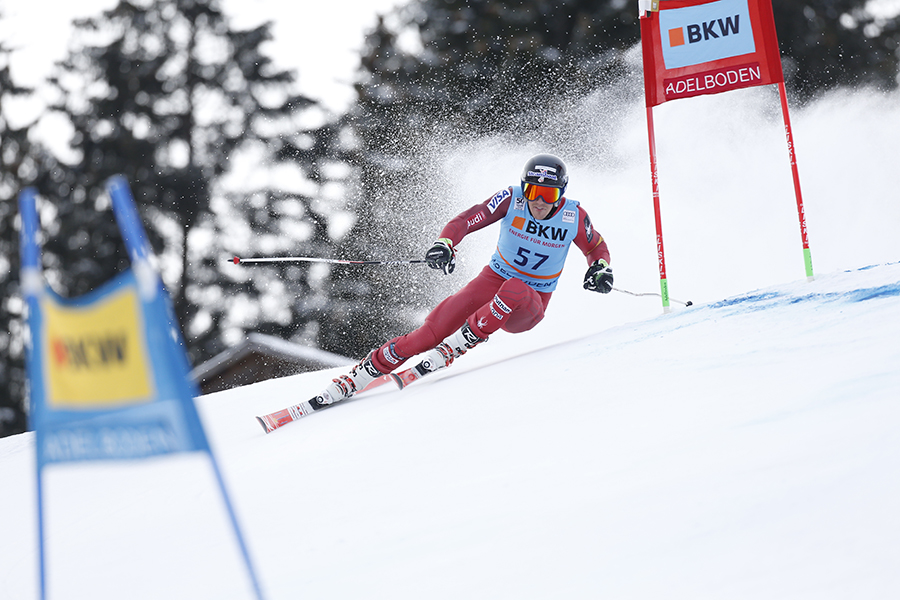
1, 261, 898, 600
2, 85, 899, 598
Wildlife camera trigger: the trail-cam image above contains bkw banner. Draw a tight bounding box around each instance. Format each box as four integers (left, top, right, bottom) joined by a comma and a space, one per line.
638, 0, 813, 310
640, 0, 784, 106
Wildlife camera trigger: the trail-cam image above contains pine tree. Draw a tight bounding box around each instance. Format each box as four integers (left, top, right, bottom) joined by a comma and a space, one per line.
0, 19, 65, 437
0, 26, 30, 436
773, 1, 900, 99
352, 0, 899, 135
44, 0, 340, 365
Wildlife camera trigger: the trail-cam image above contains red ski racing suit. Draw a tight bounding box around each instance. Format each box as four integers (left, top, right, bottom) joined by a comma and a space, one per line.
370, 185, 610, 374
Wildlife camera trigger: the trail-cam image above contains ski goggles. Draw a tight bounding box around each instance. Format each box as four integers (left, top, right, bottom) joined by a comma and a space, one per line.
523, 182, 562, 205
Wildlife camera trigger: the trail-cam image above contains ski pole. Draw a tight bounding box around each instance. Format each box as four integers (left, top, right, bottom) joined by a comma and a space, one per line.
612, 286, 693, 307
231, 256, 427, 266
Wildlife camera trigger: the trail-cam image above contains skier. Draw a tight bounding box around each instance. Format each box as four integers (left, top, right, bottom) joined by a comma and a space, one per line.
313, 153, 613, 405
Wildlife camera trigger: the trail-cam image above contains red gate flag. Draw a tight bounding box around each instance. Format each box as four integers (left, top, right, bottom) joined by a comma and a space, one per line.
640, 0, 784, 107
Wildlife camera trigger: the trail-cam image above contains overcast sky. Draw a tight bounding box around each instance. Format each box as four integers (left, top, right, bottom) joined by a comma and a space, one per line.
0, 0, 405, 113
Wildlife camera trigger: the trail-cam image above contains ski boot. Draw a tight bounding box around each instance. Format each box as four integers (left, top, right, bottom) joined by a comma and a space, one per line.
393, 322, 488, 389
313, 352, 384, 406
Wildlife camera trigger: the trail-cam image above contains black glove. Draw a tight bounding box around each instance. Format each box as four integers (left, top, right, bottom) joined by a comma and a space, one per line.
583, 259, 613, 294
425, 238, 456, 274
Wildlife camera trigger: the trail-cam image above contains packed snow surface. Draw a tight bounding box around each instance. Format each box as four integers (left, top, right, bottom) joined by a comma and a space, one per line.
1, 261, 898, 599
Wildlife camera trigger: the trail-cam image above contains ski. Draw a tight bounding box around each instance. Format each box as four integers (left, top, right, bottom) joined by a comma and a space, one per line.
255, 374, 393, 433
255, 399, 322, 433
256, 359, 442, 433
390, 361, 433, 390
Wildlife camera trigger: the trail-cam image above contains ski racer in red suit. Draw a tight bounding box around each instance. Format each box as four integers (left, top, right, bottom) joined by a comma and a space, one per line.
312, 154, 613, 405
